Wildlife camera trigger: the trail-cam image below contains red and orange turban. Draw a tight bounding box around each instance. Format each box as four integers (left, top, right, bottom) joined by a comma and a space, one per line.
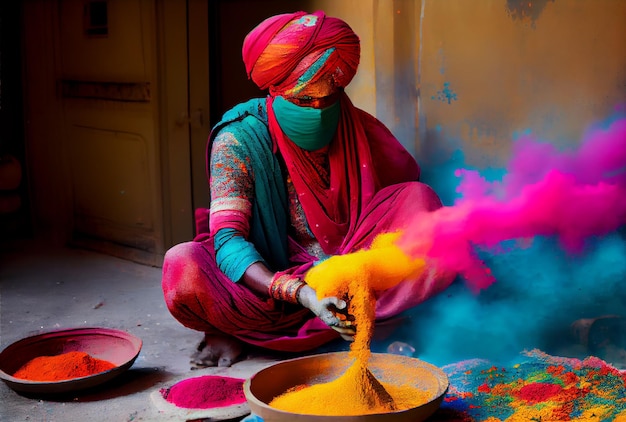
242, 11, 360, 97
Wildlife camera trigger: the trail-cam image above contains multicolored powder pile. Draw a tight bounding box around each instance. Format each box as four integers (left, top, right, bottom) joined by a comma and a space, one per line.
269, 232, 433, 416
160, 375, 246, 409
434, 350, 626, 421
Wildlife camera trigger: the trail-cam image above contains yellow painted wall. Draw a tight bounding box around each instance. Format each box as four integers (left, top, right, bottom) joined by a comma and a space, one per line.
18, 0, 626, 258
306, 0, 380, 116
312, 0, 625, 202
21, 0, 171, 263
419, 0, 626, 168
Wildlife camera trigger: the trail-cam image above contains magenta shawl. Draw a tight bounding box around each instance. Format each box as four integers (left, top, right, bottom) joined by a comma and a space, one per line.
267, 92, 420, 255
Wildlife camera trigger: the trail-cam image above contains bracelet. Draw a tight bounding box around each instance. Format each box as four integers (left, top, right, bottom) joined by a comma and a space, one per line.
269, 274, 306, 304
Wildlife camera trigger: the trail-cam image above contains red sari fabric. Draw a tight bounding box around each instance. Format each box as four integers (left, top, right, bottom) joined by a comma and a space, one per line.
162, 91, 453, 353
161, 11, 456, 352
162, 183, 454, 352
267, 92, 420, 254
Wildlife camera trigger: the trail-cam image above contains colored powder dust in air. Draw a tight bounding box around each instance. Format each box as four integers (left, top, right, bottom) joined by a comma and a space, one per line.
160, 375, 246, 409
12, 351, 116, 381
269, 232, 432, 416
397, 116, 626, 291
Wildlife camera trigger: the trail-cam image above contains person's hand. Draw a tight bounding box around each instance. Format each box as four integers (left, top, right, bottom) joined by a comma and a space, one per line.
297, 285, 356, 341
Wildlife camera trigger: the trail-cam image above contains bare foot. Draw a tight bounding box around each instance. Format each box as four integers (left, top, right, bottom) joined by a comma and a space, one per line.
191, 333, 245, 368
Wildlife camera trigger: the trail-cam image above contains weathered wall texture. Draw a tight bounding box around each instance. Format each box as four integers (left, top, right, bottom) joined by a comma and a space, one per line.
18, 0, 625, 255
418, 1, 625, 194
312, 0, 625, 202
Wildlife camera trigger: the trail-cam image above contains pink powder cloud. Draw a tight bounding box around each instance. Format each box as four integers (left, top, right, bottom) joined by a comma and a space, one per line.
399, 118, 626, 291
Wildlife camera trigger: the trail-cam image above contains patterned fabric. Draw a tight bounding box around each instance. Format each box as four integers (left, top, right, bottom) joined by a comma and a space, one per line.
210, 125, 329, 254
210, 132, 254, 224
209, 119, 330, 278
161, 11, 451, 352
242, 11, 360, 97
286, 165, 330, 262
205, 99, 291, 276
163, 183, 451, 351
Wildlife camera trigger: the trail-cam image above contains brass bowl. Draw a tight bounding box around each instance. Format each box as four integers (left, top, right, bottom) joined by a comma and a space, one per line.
0, 327, 142, 395
244, 352, 448, 422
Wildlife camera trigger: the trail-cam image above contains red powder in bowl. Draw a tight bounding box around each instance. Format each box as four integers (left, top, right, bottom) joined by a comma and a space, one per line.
12, 351, 116, 381
160, 375, 246, 409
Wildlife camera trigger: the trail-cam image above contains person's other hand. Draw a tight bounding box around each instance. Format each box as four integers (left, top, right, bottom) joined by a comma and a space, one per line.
297, 285, 356, 341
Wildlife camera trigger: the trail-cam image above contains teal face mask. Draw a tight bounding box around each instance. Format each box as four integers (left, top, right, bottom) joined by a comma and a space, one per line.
272, 96, 341, 151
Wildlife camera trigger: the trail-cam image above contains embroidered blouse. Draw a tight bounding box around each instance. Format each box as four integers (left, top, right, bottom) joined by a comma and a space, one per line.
210, 131, 330, 281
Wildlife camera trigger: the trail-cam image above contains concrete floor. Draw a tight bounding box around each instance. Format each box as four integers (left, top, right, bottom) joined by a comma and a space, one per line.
0, 241, 296, 422
2, 240, 624, 422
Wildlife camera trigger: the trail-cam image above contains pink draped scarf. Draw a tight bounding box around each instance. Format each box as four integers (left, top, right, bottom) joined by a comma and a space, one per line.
267, 92, 421, 254
162, 10, 455, 352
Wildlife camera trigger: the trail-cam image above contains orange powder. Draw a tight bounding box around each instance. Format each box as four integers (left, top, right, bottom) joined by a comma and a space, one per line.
270, 361, 432, 416
269, 232, 429, 415
13, 351, 116, 381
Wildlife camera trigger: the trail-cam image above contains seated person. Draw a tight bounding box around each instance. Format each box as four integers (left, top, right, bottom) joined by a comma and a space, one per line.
161, 10, 455, 367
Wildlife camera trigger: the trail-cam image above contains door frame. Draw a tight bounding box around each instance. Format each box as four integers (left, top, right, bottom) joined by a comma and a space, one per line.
156, 0, 210, 252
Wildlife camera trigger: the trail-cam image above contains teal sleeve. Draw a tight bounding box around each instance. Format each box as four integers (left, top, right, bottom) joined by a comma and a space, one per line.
214, 227, 266, 282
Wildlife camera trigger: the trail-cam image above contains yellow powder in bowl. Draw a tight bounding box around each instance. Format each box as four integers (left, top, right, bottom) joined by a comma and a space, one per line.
269, 360, 432, 416
269, 232, 431, 416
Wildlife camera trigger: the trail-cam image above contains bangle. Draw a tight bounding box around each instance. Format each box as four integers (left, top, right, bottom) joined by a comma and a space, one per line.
269, 274, 306, 304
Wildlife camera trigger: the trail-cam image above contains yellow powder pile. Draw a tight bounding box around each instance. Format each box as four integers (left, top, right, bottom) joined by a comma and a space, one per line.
270, 360, 432, 416
269, 232, 430, 416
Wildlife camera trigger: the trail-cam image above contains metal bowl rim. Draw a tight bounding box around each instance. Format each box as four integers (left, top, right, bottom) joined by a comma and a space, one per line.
243, 351, 449, 419
0, 326, 142, 393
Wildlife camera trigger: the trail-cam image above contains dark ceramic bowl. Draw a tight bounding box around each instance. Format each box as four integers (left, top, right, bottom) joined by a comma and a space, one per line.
244, 351, 449, 422
0, 327, 142, 395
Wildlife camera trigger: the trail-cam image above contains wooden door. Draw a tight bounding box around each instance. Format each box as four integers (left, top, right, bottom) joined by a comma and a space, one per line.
56, 0, 168, 265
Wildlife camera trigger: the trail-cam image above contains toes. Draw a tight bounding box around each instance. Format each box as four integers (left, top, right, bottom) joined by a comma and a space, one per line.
218, 356, 234, 367
190, 355, 217, 367
217, 346, 245, 367
191, 358, 217, 368
190, 347, 219, 367
191, 334, 245, 368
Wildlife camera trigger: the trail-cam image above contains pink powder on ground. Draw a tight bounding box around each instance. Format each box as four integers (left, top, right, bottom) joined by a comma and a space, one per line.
161, 375, 246, 409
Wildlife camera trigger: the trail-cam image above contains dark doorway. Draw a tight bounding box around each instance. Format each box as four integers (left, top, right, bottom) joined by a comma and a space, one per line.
0, 2, 31, 241
207, 0, 311, 127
